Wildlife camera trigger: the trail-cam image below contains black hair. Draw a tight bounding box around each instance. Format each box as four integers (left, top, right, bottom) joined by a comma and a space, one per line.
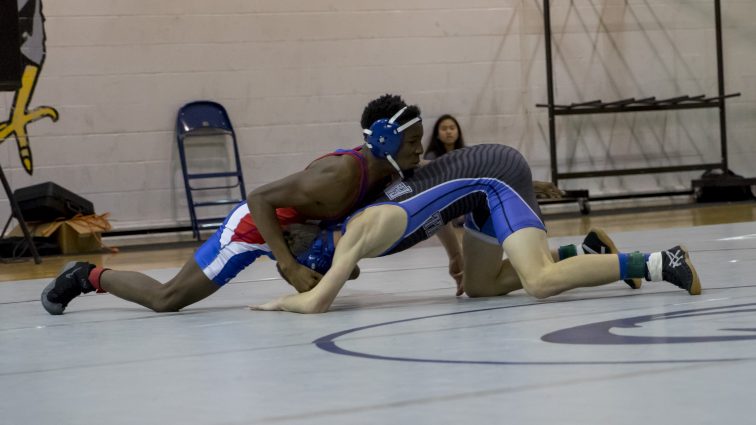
360, 94, 421, 130
283, 224, 321, 257
424, 114, 465, 158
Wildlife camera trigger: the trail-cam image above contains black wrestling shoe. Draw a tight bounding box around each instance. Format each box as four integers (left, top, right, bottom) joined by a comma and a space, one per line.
662, 245, 701, 295
582, 228, 641, 289
41, 262, 96, 315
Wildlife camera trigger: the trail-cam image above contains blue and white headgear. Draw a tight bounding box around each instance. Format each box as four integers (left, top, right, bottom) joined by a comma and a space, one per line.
295, 227, 337, 275
362, 106, 422, 179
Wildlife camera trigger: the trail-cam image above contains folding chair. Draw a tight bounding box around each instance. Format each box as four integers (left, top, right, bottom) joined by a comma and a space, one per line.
176, 101, 246, 240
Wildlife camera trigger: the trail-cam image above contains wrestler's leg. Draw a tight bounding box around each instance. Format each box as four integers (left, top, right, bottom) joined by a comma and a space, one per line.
502, 227, 621, 299
41, 201, 277, 315
461, 228, 522, 297
100, 259, 218, 312
460, 199, 567, 297
41, 257, 221, 315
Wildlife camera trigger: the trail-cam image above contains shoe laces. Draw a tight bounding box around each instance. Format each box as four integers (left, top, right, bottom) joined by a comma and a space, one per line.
665, 249, 685, 269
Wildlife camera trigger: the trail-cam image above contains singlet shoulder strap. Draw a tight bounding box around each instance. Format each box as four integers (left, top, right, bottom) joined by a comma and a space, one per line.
307, 146, 369, 207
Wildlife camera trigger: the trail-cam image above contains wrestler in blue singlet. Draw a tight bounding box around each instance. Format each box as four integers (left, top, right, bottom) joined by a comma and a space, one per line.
297, 144, 546, 271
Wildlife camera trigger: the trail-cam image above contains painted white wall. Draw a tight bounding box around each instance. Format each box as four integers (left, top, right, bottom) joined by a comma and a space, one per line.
0, 0, 753, 229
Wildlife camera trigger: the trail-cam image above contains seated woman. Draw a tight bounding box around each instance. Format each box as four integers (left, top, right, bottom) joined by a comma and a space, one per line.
423, 114, 466, 160
253, 144, 700, 314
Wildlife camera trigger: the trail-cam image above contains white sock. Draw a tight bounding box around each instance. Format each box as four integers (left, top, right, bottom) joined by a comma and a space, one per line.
646, 252, 663, 281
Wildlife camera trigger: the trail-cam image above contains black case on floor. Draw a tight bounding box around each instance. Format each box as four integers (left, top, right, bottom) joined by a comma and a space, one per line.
13, 182, 94, 222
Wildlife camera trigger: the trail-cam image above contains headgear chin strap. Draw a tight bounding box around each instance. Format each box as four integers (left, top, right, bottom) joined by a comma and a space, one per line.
362, 106, 421, 179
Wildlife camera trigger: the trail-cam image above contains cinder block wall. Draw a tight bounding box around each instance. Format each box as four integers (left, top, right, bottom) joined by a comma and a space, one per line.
0, 0, 753, 229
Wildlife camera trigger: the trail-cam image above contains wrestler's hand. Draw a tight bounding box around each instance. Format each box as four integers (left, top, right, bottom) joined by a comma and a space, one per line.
449, 252, 464, 296
249, 291, 326, 314
533, 181, 564, 199
249, 295, 287, 311
277, 262, 323, 293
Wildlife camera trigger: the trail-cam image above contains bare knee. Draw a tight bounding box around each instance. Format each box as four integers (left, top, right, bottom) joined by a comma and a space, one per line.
463, 273, 519, 298
465, 283, 507, 298
148, 270, 217, 312
150, 299, 181, 313
522, 284, 553, 300
465, 284, 489, 298
520, 270, 560, 300
150, 285, 187, 312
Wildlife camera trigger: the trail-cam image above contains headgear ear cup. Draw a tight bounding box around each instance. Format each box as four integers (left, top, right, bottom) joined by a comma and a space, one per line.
362, 106, 421, 179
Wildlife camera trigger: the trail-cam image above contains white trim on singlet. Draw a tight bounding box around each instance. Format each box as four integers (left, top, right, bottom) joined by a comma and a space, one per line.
219, 203, 251, 246
203, 241, 271, 280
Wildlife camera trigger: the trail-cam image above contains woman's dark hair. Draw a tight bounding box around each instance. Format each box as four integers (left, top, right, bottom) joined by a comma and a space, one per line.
424, 114, 465, 159
360, 94, 421, 130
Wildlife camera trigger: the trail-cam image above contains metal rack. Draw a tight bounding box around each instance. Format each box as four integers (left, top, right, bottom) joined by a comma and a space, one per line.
537, 0, 744, 210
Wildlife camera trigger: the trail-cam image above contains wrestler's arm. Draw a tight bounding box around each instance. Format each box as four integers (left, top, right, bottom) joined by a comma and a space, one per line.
251, 205, 408, 314
435, 223, 464, 295
248, 162, 350, 293
253, 243, 360, 314
415, 158, 465, 290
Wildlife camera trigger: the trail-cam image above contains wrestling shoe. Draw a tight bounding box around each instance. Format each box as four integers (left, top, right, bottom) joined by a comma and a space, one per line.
662, 245, 701, 295
41, 261, 95, 315
582, 228, 642, 289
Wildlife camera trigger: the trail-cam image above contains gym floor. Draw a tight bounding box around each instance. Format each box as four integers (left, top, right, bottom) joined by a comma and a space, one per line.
1, 202, 755, 425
